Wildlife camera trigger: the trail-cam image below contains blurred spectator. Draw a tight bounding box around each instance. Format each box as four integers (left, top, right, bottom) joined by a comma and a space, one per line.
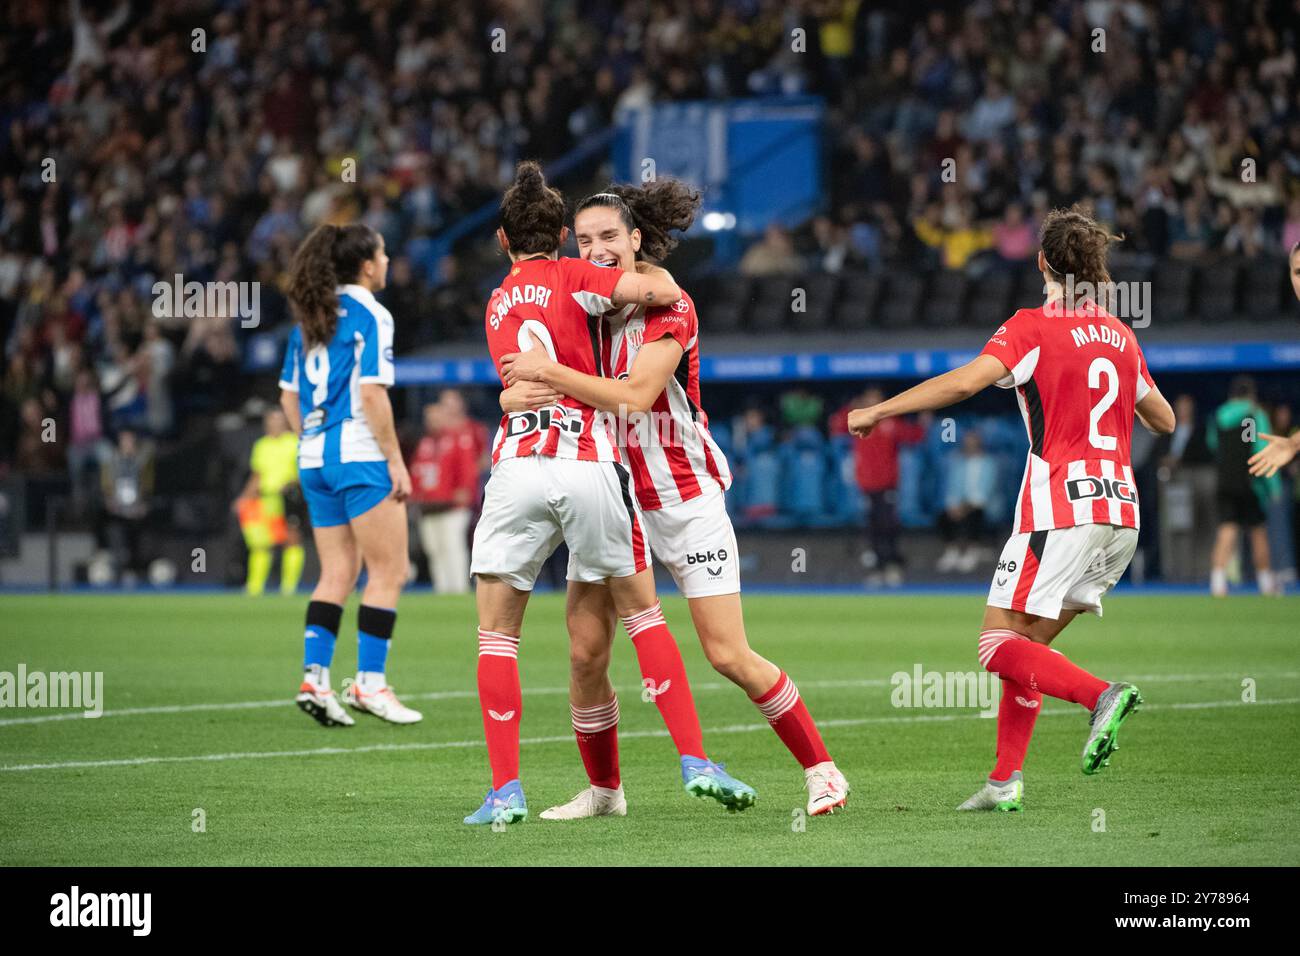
1206, 377, 1281, 596
992, 202, 1035, 264
66, 367, 105, 514
936, 431, 997, 573
851, 387, 924, 585
740, 224, 802, 276
16, 396, 61, 474
779, 388, 824, 429
233, 408, 304, 597
139, 321, 175, 437
99, 427, 153, 584
409, 398, 478, 594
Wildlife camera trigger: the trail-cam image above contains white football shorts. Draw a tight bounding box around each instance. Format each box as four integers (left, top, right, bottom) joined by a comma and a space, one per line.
470, 455, 651, 591
640, 483, 740, 599
987, 523, 1138, 620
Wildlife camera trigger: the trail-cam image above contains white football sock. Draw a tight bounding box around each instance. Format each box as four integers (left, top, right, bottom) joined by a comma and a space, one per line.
357, 670, 386, 692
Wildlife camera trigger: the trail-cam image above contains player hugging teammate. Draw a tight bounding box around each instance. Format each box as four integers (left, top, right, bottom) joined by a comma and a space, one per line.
850, 206, 1177, 812
499, 180, 848, 819
464, 162, 760, 826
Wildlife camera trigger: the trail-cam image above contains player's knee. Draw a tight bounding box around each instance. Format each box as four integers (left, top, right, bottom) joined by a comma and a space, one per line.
569, 642, 610, 684
369, 552, 409, 589
703, 641, 746, 681
317, 564, 359, 601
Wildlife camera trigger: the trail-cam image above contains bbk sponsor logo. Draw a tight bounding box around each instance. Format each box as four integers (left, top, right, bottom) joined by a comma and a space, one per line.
994, 557, 1017, 588
1065, 475, 1136, 504
685, 548, 728, 566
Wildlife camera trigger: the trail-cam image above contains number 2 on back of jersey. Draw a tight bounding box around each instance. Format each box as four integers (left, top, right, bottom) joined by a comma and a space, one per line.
1087, 356, 1118, 451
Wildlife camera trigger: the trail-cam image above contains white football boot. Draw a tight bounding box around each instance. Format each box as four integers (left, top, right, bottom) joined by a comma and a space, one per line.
296, 682, 355, 727
805, 761, 850, 816
539, 786, 628, 820
957, 771, 1024, 811
342, 681, 423, 724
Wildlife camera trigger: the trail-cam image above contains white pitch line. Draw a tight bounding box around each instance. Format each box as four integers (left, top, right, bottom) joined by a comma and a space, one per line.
1, 670, 1295, 728
2, 696, 1296, 774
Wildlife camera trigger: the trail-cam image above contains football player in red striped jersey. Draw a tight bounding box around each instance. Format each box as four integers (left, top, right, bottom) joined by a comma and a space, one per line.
848, 206, 1176, 811
465, 163, 757, 826
501, 181, 848, 818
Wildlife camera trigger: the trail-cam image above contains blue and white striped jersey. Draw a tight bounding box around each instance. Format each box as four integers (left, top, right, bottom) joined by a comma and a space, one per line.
279, 284, 395, 469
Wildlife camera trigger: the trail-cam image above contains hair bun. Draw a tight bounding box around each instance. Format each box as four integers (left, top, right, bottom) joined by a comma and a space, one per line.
514, 161, 545, 194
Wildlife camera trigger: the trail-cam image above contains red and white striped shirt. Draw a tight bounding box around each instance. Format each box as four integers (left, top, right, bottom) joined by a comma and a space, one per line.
485, 257, 625, 466
601, 291, 731, 511
980, 301, 1155, 533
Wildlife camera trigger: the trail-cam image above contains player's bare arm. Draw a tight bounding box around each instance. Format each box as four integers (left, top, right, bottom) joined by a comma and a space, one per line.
1135, 386, 1176, 435
498, 380, 562, 413
610, 262, 679, 308
359, 382, 411, 501
847, 354, 1008, 438
279, 387, 301, 435
502, 333, 682, 414
1248, 431, 1300, 478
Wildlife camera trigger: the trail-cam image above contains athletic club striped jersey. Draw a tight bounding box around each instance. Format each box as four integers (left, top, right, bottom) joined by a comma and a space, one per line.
601, 291, 731, 511
980, 300, 1155, 532
484, 257, 625, 466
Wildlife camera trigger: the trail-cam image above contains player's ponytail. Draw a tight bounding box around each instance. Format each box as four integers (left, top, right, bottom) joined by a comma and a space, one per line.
578, 179, 702, 262
1038, 205, 1123, 290
288, 223, 381, 347
499, 160, 566, 256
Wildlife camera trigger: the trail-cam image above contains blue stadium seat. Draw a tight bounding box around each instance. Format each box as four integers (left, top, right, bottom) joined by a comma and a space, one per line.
779, 426, 829, 524
825, 434, 866, 526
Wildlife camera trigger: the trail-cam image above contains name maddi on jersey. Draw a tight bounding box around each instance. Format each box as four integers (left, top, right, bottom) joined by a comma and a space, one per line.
1069, 323, 1127, 351
488, 284, 554, 329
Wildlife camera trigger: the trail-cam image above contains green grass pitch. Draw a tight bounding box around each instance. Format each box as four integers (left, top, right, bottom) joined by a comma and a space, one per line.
1, 592, 1297, 866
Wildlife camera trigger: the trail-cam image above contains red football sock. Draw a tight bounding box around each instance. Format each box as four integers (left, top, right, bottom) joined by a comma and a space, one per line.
477, 628, 522, 789
752, 671, 831, 769
571, 695, 621, 790
992, 677, 1042, 779
980, 628, 1107, 711
622, 603, 706, 760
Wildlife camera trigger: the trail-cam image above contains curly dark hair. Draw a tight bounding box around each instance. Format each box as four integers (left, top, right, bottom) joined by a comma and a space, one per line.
499, 160, 566, 256
576, 178, 702, 262
1038, 204, 1123, 289
287, 224, 382, 347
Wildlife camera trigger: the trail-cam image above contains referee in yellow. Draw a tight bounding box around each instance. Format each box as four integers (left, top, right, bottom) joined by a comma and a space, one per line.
235, 408, 307, 595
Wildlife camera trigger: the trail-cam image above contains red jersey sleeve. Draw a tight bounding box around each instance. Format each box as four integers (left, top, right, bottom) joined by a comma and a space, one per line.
559, 257, 624, 314
980, 308, 1041, 388
642, 293, 695, 351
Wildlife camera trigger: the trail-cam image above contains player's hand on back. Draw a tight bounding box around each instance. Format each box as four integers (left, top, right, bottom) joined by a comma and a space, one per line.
500, 331, 555, 384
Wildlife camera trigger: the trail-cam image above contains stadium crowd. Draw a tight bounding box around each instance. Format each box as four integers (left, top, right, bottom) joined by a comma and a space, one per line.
1, 0, 1298, 583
